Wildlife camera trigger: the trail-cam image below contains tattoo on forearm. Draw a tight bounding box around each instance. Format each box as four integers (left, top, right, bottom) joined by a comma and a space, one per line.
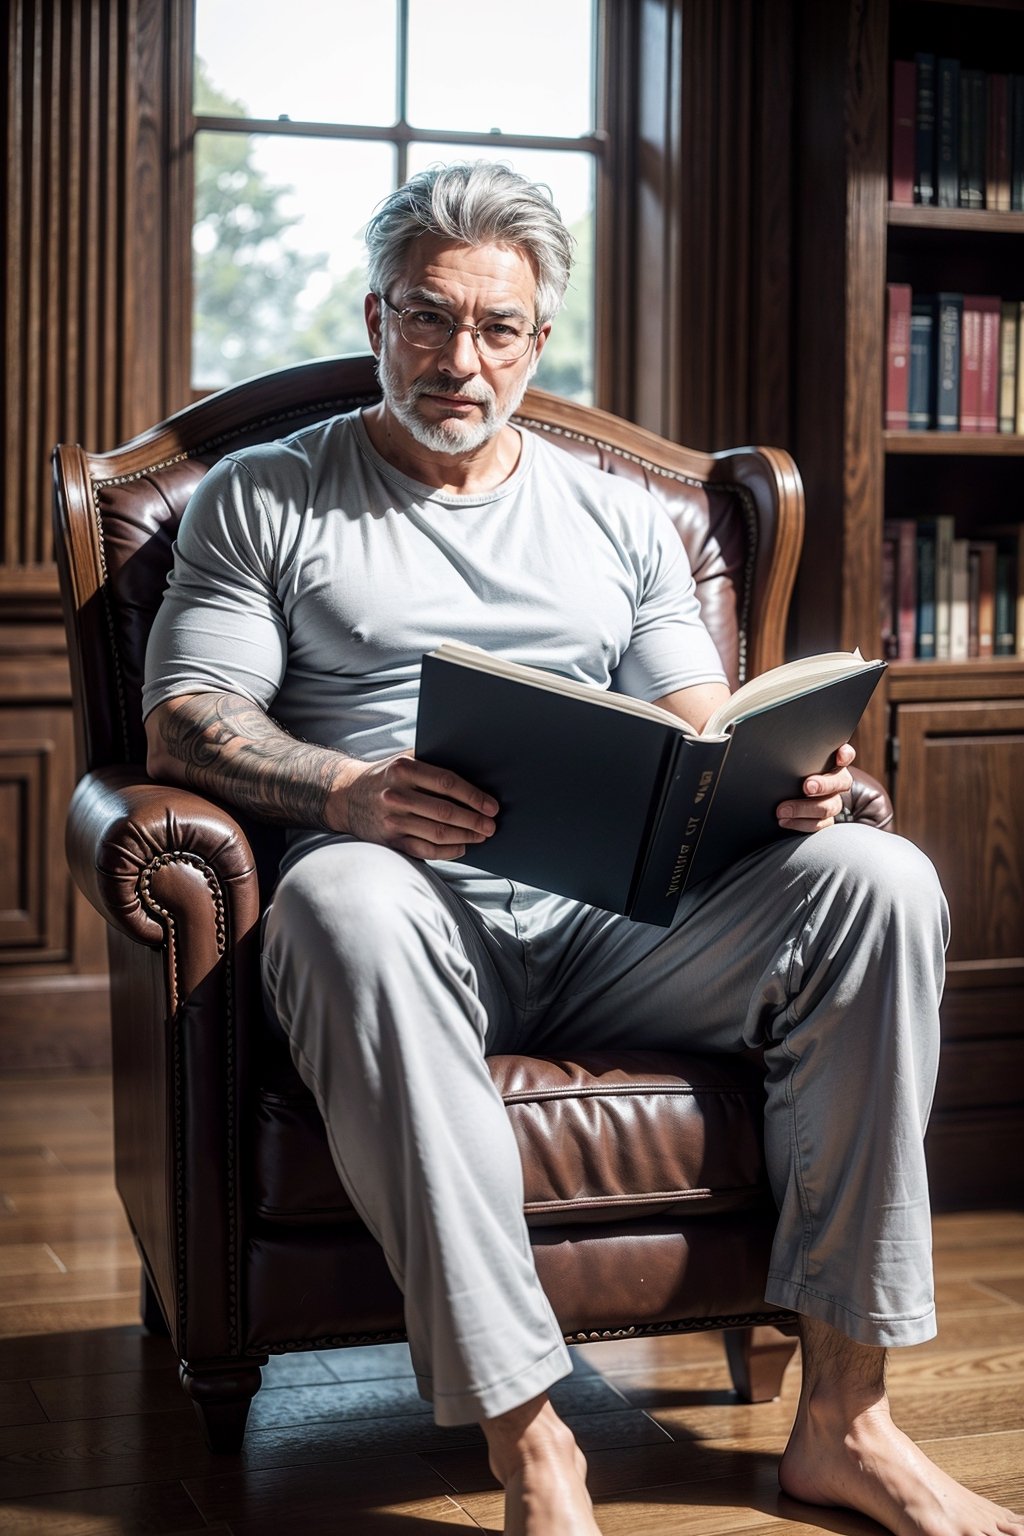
160, 694, 346, 828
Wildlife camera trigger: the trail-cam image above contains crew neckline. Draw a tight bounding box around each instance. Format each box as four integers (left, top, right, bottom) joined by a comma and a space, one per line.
351, 409, 536, 506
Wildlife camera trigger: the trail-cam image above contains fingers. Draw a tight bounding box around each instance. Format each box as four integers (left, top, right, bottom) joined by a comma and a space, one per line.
778, 743, 857, 834
383, 757, 498, 841
339, 752, 499, 854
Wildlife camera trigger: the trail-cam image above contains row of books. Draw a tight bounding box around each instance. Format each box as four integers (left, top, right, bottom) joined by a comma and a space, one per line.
891, 56, 1024, 209
885, 286, 1023, 433
882, 517, 1023, 661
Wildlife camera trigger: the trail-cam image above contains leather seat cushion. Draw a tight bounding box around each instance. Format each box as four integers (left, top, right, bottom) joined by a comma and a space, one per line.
253, 1049, 769, 1228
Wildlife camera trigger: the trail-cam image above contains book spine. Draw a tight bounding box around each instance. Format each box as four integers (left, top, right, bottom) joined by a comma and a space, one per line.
1013, 75, 1024, 211
916, 523, 937, 658
886, 517, 919, 659
933, 514, 955, 659
937, 58, 960, 208
978, 297, 1001, 433
971, 541, 997, 656
959, 299, 982, 431
934, 293, 963, 430
881, 533, 899, 659
915, 52, 936, 204
1018, 300, 1024, 433
908, 302, 935, 428
891, 61, 916, 203
988, 73, 1010, 210
999, 299, 1018, 432
994, 550, 1016, 655
950, 538, 971, 661
885, 283, 912, 428
628, 738, 726, 925
966, 69, 986, 209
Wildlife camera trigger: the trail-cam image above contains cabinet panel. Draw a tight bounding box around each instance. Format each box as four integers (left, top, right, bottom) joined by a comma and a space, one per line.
893, 698, 1024, 970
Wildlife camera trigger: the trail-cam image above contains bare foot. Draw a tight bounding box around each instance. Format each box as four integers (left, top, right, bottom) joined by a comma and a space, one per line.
780, 1394, 1024, 1536
482, 1393, 600, 1535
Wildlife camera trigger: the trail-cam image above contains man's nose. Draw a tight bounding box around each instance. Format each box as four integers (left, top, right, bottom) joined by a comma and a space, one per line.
436, 324, 482, 374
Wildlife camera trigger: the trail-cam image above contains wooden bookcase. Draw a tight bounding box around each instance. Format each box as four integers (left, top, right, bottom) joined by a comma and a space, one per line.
793, 0, 1024, 1209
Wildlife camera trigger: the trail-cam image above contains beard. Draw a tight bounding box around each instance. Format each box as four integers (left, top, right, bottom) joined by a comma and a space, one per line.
377, 340, 535, 456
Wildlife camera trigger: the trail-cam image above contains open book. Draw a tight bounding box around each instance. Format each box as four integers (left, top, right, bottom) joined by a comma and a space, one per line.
415, 641, 886, 925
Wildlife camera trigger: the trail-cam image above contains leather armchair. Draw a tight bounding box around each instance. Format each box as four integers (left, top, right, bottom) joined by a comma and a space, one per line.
52, 355, 893, 1452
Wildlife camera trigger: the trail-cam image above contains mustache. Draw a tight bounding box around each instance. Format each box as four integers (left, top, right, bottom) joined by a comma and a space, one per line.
405, 376, 494, 406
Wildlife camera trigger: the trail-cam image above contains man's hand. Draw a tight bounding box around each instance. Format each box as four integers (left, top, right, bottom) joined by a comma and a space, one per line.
776, 742, 856, 834
332, 753, 498, 860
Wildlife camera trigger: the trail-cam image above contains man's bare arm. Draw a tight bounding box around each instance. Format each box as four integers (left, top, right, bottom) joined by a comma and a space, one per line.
145, 692, 497, 858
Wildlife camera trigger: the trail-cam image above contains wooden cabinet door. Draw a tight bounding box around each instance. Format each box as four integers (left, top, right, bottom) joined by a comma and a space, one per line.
893, 696, 1024, 1206
894, 698, 1024, 975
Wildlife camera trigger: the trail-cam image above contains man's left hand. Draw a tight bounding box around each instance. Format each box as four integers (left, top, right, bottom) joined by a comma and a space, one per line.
776, 742, 856, 834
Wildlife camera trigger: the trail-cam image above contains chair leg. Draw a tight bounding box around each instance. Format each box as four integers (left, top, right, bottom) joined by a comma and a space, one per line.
139, 1268, 170, 1337
179, 1361, 265, 1453
724, 1325, 799, 1402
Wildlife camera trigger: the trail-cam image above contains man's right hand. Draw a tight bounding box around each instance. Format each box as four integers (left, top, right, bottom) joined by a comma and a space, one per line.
331, 753, 498, 861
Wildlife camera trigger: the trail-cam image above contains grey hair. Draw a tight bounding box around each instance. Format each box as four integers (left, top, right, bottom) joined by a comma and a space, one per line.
365, 162, 575, 328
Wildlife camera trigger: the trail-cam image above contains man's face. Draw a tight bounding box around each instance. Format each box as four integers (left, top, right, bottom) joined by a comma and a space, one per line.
366, 236, 550, 456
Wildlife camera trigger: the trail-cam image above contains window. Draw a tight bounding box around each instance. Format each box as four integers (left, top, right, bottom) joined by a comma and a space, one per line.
191, 0, 601, 400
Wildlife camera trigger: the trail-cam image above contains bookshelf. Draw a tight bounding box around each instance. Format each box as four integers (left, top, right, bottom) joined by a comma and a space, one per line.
793, 0, 1024, 1208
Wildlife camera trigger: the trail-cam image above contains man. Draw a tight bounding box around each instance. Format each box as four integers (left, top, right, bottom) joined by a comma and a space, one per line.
143, 163, 1021, 1536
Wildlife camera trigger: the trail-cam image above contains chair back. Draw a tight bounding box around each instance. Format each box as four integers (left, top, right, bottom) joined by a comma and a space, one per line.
53, 354, 803, 780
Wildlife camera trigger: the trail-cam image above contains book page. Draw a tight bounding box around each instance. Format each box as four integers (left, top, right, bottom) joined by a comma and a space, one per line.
428, 641, 707, 735
702, 650, 877, 735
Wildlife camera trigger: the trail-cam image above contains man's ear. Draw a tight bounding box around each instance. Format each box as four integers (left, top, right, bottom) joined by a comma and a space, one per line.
532, 322, 553, 364
365, 292, 382, 356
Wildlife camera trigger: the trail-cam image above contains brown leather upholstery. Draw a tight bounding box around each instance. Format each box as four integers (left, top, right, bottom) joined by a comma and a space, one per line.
53, 355, 894, 1451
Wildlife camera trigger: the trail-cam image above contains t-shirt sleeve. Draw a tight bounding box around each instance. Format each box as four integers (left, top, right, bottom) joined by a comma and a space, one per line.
142, 454, 289, 719
612, 497, 728, 702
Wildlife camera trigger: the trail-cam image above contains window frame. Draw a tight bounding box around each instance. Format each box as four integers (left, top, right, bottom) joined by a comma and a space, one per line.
182, 0, 613, 403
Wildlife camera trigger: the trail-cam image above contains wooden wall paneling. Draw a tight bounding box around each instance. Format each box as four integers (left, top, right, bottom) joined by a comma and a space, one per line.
1, 0, 186, 1068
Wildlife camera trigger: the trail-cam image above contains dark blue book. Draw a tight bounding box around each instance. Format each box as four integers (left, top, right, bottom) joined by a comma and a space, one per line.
908, 301, 935, 428
914, 52, 936, 204
937, 58, 961, 208
932, 292, 963, 430
958, 69, 985, 209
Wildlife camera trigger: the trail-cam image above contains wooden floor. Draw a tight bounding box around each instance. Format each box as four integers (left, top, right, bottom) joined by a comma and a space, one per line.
0, 1074, 1022, 1535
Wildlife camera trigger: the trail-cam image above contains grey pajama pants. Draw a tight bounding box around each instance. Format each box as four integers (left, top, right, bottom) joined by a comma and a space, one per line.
261, 821, 948, 1426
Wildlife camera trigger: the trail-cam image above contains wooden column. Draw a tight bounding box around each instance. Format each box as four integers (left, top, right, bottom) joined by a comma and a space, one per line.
0, 0, 190, 1067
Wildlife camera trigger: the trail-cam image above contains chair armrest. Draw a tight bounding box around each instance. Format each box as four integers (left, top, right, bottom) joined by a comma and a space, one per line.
841, 769, 893, 830
66, 764, 261, 950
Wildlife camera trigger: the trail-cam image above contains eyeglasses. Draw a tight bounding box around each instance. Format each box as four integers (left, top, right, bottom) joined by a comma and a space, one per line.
379, 294, 539, 361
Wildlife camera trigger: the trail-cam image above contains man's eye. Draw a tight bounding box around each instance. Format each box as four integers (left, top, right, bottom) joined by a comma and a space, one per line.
409, 310, 448, 329
484, 322, 521, 339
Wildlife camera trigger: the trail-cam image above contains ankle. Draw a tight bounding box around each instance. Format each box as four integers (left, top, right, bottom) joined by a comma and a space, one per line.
483, 1394, 577, 1487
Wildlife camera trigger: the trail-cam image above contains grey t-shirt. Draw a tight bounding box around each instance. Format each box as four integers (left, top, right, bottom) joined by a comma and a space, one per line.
143, 409, 727, 871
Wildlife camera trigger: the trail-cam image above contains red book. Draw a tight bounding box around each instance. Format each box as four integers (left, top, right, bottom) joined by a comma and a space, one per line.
977, 297, 1001, 432
885, 283, 912, 429
960, 299, 983, 432
891, 61, 916, 204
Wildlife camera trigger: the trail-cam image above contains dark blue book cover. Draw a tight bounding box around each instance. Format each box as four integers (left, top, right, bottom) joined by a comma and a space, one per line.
937, 58, 961, 208
915, 52, 936, 204
932, 292, 963, 430
908, 302, 934, 428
